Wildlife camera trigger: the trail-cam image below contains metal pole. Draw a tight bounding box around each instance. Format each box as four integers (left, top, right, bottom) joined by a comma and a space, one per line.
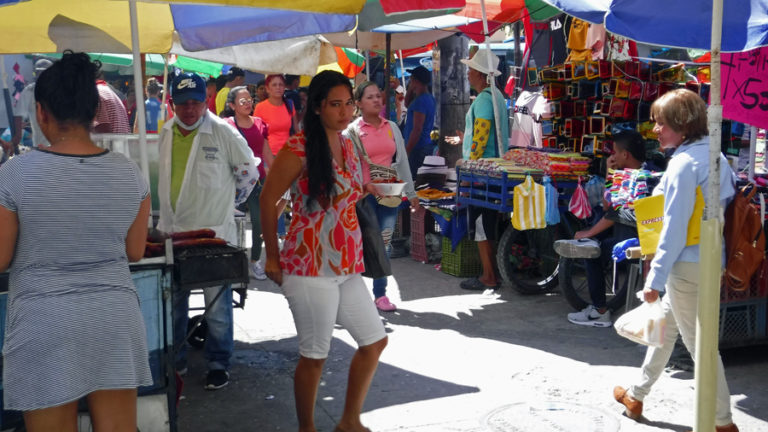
398, 50, 406, 90
749, 126, 757, 181
161, 54, 170, 126
365, 50, 371, 81
385, 33, 391, 121
479, 0, 505, 158
694, 0, 724, 429
129, 0, 150, 189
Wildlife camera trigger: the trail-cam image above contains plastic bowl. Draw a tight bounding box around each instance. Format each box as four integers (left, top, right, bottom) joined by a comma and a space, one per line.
370, 182, 406, 196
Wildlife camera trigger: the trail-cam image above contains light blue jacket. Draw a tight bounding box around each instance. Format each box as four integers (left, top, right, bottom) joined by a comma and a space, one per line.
644, 137, 736, 292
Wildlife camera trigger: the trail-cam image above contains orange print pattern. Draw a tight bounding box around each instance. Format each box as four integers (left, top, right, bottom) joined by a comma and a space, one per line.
280, 132, 365, 276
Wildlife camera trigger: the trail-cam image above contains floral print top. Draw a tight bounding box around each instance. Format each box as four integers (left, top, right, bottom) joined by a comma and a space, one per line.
280, 132, 365, 276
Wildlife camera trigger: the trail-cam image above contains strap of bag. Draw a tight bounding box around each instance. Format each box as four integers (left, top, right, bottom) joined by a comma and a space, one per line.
347, 125, 374, 165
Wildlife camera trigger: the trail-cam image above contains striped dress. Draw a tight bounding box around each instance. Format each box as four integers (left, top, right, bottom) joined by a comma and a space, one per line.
0, 148, 153, 411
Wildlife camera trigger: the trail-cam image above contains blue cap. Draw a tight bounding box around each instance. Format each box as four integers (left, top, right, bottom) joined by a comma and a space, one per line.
171, 72, 206, 104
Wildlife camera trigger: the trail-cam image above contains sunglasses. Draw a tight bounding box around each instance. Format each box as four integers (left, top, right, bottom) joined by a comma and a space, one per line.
237, 98, 254, 106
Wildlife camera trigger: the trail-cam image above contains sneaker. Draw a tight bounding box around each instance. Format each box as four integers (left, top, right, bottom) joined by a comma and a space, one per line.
554, 238, 601, 259
375, 296, 397, 312
567, 305, 613, 327
204, 369, 229, 390
250, 261, 267, 280
613, 386, 643, 420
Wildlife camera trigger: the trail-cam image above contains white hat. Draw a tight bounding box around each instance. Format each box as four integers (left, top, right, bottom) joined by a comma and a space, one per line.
460, 48, 500, 76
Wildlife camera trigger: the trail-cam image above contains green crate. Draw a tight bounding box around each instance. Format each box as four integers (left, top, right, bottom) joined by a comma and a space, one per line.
441, 237, 482, 277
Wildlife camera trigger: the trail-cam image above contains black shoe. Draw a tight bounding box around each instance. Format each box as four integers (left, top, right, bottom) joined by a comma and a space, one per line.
205, 369, 229, 390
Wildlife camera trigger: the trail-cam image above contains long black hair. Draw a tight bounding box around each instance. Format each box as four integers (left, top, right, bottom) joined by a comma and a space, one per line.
304, 70, 353, 209
35, 51, 100, 129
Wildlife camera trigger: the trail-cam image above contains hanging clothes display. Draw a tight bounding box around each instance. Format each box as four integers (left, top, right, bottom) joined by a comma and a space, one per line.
529, 14, 568, 68
607, 34, 638, 61
586, 23, 606, 60
512, 175, 547, 230
510, 90, 551, 147
542, 176, 561, 225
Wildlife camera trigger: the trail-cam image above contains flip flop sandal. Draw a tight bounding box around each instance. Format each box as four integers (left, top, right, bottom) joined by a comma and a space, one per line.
460, 277, 499, 291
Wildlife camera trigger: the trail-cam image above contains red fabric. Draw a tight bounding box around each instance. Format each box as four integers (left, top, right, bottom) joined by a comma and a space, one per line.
459, 20, 505, 43
379, 0, 465, 14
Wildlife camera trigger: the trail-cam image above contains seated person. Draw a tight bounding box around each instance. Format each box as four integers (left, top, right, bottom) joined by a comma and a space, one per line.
556, 131, 655, 327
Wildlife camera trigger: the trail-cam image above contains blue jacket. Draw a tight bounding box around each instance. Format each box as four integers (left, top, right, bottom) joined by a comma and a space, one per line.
644, 137, 736, 292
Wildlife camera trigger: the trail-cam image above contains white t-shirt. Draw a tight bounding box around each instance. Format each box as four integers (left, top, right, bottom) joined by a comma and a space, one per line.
510, 90, 550, 147
16, 83, 49, 147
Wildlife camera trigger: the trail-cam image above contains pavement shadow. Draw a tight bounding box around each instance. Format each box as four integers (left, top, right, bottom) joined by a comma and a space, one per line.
177, 335, 479, 432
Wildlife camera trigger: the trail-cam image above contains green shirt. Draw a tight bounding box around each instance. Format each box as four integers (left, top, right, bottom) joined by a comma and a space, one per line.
171, 125, 198, 211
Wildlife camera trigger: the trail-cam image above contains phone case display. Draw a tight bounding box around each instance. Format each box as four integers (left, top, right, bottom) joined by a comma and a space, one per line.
532, 59, 710, 154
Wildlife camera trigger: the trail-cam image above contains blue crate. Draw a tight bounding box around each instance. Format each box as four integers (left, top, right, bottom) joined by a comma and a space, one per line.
719, 297, 768, 348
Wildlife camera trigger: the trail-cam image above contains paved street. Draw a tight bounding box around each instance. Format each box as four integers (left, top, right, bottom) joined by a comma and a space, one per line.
178, 257, 768, 432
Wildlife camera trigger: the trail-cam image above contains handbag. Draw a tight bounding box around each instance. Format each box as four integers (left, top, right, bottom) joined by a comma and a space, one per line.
347, 127, 397, 182
355, 197, 392, 279
633, 186, 705, 256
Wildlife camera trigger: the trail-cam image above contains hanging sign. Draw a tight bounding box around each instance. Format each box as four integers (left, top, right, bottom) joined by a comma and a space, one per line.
721, 46, 768, 130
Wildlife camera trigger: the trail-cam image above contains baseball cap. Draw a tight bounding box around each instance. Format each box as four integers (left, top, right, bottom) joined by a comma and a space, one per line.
407, 66, 431, 85
171, 72, 206, 104
35, 58, 53, 73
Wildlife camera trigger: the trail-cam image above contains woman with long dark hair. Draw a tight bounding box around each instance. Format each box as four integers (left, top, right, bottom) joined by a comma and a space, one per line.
260, 71, 387, 432
0, 51, 152, 431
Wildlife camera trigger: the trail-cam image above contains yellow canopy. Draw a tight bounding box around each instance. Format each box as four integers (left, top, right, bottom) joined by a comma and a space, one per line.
0, 0, 174, 54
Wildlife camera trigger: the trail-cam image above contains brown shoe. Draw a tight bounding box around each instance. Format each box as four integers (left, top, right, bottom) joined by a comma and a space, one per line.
613, 385, 643, 420
686, 423, 739, 432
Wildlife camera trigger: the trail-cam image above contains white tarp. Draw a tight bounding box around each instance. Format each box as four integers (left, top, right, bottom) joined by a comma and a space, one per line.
169, 33, 337, 76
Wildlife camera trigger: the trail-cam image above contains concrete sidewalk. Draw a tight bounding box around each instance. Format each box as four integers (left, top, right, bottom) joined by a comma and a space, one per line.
177, 257, 768, 432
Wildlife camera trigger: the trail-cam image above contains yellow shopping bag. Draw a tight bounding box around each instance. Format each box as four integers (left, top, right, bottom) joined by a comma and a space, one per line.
633, 186, 705, 255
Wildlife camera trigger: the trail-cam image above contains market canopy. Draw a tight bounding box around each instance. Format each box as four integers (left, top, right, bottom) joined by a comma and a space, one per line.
0, 0, 358, 54
542, 0, 768, 52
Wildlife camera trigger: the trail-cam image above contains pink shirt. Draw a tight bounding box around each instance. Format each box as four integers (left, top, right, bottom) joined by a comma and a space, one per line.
280, 132, 365, 277
356, 117, 396, 184
226, 116, 269, 178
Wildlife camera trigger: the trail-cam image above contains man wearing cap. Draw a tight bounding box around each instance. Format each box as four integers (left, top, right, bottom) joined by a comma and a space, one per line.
215, 67, 246, 115
12, 58, 53, 148
157, 72, 259, 390
457, 48, 510, 292
403, 65, 436, 178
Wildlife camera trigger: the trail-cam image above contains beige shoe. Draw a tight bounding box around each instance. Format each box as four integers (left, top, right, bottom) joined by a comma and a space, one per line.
613, 385, 643, 420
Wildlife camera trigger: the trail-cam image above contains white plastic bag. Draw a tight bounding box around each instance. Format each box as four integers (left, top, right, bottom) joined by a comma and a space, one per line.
614, 297, 666, 347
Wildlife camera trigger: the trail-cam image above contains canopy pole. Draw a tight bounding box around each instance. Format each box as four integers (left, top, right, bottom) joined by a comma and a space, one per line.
479, 0, 504, 158
749, 126, 757, 181
695, 0, 724, 430
385, 33, 391, 121
129, 0, 150, 191
398, 50, 406, 90
365, 50, 371, 81
161, 54, 170, 125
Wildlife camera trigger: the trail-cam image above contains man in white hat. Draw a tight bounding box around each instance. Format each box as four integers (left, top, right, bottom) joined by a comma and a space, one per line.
457, 48, 509, 291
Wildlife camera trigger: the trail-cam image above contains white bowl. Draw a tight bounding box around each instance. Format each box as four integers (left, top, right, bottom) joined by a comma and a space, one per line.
370, 182, 406, 196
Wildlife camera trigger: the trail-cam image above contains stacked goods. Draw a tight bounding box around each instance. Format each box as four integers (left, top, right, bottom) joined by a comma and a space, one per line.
536, 59, 700, 153
608, 169, 653, 209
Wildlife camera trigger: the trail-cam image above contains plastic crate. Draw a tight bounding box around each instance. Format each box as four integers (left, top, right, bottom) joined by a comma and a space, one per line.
441, 237, 482, 277
718, 298, 767, 348
410, 207, 441, 263
720, 259, 768, 303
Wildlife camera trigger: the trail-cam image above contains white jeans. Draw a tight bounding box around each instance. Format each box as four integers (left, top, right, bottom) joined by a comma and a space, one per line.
628, 261, 733, 426
282, 273, 386, 359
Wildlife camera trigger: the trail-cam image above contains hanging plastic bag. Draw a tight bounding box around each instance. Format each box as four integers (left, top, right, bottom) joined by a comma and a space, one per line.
543, 176, 560, 225
568, 177, 593, 219
614, 297, 666, 347
584, 175, 605, 209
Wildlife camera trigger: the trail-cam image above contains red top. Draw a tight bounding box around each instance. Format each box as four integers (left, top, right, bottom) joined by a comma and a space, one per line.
226, 116, 270, 178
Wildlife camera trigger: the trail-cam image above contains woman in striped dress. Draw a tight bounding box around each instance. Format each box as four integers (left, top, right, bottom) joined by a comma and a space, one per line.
0, 51, 152, 432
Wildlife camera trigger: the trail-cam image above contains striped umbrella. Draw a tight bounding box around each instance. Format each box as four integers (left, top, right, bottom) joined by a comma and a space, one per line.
334, 47, 367, 78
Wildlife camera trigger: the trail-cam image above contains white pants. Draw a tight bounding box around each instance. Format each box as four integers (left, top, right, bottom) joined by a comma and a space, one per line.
282, 273, 386, 359
628, 262, 733, 426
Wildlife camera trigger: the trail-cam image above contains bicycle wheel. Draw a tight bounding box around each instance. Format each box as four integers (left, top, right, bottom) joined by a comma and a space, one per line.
497, 224, 563, 295
558, 257, 630, 311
